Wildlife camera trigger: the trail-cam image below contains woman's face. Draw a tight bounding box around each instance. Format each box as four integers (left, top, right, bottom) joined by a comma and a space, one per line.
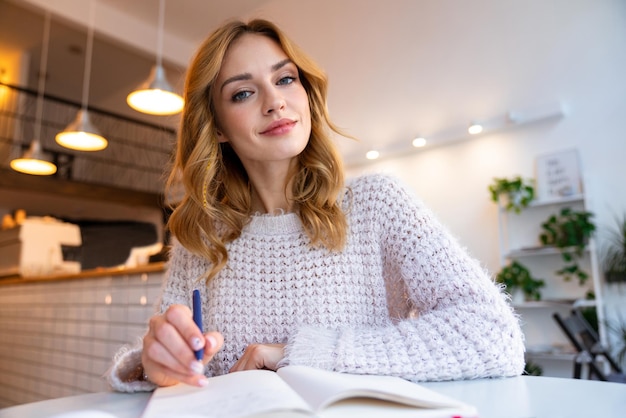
212, 33, 311, 172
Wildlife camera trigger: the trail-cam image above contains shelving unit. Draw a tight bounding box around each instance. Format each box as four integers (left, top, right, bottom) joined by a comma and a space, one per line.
497, 192, 607, 378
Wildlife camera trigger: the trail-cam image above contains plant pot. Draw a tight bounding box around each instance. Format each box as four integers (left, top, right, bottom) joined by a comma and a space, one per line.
508, 191, 524, 209
511, 288, 526, 305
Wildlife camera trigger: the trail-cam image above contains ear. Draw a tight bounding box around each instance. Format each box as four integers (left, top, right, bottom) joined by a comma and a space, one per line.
216, 130, 228, 143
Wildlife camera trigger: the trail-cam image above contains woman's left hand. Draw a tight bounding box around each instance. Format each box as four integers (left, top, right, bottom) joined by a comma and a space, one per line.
230, 343, 285, 372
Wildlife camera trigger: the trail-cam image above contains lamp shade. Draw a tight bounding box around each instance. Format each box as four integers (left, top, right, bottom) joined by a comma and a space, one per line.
10, 139, 57, 175
126, 65, 184, 115
55, 109, 108, 151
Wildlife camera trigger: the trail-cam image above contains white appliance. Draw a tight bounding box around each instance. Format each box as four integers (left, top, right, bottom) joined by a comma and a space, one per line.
0, 217, 82, 277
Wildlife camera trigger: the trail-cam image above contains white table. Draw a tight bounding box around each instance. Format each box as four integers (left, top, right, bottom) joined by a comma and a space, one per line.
1, 375, 625, 418
425, 375, 626, 417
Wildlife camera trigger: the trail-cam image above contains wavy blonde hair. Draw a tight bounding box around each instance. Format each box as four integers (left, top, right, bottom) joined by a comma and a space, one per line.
166, 19, 348, 281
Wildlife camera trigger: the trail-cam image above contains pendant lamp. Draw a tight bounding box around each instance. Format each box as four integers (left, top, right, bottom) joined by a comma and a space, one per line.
55, 0, 107, 151
10, 139, 57, 175
10, 11, 57, 176
126, 0, 184, 115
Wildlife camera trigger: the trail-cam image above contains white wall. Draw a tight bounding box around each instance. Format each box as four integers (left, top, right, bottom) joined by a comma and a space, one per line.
253, 0, 626, 357
253, 0, 626, 270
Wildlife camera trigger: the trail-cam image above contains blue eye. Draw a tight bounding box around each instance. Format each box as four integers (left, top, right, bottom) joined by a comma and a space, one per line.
232, 90, 252, 102
277, 76, 296, 85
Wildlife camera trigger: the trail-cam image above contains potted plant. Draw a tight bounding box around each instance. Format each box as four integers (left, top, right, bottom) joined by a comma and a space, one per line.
600, 214, 626, 283
488, 176, 535, 214
539, 207, 596, 285
496, 260, 545, 302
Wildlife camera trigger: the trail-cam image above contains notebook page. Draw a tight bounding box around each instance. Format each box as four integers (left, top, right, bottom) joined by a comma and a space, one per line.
141, 370, 311, 418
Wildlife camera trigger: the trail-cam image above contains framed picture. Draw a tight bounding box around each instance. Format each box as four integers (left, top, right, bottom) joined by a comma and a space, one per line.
535, 149, 582, 201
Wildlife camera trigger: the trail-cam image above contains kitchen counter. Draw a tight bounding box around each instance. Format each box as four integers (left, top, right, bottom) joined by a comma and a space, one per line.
0, 262, 167, 407
0, 261, 166, 285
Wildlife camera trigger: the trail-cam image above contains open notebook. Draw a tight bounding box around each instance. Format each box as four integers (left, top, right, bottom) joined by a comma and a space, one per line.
141, 365, 478, 418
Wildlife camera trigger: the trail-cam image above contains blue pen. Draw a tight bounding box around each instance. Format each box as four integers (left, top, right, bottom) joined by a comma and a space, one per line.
192, 289, 203, 361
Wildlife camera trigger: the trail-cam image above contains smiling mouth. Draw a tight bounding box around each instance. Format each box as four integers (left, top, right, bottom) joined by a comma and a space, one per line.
260, 120, 297, 135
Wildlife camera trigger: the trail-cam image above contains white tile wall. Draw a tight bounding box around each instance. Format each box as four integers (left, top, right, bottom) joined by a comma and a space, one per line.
0, 270, 164, 408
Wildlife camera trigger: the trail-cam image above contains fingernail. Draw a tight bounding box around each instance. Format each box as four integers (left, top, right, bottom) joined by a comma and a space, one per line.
198, 377, 209, 387
207, 335, 217, 349
191, 337, 203, 350
190, 361, 204, 375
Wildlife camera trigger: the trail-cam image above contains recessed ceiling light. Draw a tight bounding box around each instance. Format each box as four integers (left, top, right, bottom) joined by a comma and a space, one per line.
468, 122, 483, 135
412, 137, 427, 147
365, 150, 380, 160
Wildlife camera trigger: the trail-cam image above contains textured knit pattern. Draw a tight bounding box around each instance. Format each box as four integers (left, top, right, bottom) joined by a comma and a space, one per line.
107, 174, 525, 392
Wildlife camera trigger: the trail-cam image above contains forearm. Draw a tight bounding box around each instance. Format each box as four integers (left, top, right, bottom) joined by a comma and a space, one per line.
283, 303, 524, 382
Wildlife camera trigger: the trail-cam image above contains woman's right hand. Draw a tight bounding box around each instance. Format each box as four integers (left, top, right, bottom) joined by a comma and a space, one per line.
141, 304, 224, 387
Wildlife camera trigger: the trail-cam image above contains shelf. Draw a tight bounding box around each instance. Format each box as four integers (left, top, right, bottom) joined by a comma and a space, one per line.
527, 194, 584, 208
513, 299, 597, 309
526, 351, 576, 361
495, 181, 607, 377
507, 246, 561, 257
506, 245, 588, 259
498, 194, 584, 213
0, 168, 163, 208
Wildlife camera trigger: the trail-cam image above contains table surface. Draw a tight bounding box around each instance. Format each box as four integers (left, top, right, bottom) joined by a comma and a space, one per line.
1, 375, 625, 418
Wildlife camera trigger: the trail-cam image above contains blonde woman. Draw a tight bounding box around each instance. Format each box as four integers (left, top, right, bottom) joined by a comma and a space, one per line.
107, 19, 524, 392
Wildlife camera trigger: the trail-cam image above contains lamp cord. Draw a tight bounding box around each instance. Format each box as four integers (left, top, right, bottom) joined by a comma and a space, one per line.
156, 0, 165, 68
81, 0, 96, 112
34, 10, 51, 142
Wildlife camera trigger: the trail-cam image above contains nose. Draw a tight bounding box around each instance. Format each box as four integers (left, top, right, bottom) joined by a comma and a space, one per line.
263, 87, 286, 115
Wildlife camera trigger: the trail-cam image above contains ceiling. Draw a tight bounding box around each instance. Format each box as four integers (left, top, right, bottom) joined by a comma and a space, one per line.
0, 0, 582, 167
0, 0, 268, 127
98, 0, 270, 46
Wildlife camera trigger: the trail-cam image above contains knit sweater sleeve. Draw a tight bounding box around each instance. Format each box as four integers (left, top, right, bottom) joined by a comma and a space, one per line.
282, 174, 525, 382
105, 241, 194, 392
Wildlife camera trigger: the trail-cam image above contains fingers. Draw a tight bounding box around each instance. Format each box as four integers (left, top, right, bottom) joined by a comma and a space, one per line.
229, 344, 285, 373
142, 304, 223, 387
165, 304, 206, 356
202, 331, 224, 365
142, 344, 207, 388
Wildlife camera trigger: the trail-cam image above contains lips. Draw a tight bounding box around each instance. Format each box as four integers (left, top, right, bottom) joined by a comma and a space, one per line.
260, 118, 296, 135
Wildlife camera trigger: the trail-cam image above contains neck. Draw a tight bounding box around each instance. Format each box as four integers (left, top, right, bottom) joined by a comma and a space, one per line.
250, 187, 293, 214
248, 172, 296, 215
245, 158, 298, 214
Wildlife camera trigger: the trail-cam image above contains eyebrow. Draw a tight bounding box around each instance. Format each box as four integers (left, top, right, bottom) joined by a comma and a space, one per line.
219, 58, 294, 92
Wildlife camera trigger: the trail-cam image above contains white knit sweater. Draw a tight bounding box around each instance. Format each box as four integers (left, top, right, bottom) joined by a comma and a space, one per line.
107, 174, 524, 392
